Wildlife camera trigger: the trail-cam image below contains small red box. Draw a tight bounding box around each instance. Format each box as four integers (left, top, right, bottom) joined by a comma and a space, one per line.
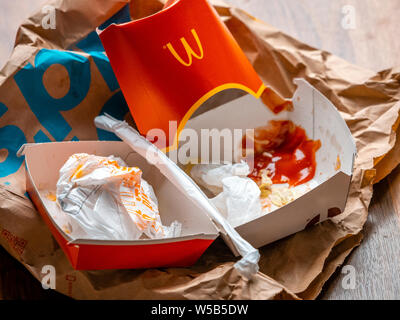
23, 141, 218, 270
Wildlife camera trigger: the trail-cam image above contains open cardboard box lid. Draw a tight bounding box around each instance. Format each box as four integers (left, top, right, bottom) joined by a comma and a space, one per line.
21, 141, 219, 270
98, 0, 356, 250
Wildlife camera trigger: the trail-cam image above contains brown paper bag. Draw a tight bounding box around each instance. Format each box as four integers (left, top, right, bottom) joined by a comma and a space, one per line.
0, 0, 399, 299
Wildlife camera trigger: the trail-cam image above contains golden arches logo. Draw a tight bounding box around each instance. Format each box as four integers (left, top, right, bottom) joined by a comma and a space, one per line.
165, 29, 204, 67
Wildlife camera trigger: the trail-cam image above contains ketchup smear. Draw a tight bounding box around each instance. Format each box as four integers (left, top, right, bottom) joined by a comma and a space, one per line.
243, 120, 321, 187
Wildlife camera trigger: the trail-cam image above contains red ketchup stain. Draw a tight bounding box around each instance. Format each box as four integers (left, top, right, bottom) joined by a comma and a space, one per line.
242, 120, 321, 186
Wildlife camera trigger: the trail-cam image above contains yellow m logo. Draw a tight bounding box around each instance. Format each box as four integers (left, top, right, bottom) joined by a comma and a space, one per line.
165, 29, 204, 67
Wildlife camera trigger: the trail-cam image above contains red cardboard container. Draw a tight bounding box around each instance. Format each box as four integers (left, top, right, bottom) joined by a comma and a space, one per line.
22, 141, 218, 270
99, 0, 265, 151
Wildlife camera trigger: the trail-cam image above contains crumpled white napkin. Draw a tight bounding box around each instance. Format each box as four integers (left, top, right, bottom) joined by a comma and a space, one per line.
210, 176, 262, 227
190, 162, 250, 196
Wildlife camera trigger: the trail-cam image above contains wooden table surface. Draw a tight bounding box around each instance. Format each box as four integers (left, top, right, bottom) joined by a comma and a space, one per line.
0, 0, 399, 300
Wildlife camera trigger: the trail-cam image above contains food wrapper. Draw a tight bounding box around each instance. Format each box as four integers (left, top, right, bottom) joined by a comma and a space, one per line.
56, 153, 181, 240
0, 0, 399, 300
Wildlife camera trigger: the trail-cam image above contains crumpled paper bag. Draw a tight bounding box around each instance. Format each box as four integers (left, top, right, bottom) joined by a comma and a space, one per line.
0, 0, 399, 300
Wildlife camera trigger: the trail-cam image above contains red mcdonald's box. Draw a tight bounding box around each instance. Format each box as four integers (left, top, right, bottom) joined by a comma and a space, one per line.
21, 141, 219, 270
99, 0, 266, 151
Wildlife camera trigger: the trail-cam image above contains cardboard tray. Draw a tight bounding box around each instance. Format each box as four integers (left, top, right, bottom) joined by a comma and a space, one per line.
181, 78, 356, 248
22, 141, 219, 270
